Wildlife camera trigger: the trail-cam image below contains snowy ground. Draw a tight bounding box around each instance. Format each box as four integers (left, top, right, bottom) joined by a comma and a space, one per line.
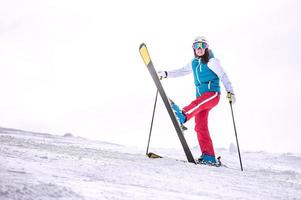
0, 127, 300, 200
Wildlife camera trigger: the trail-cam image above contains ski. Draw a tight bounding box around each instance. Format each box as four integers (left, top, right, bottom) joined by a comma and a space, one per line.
147, 153, 227, 168
139, 43, 196, 164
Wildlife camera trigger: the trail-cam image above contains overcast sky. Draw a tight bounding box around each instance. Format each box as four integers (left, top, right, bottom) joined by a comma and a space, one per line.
1, 0, 301, 154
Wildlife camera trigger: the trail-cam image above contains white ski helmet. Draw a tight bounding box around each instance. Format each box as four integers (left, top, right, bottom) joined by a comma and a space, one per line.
193, 36, 208, 44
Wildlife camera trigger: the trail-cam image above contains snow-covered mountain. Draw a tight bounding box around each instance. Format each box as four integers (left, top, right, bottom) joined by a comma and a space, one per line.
0, 127, 300, 200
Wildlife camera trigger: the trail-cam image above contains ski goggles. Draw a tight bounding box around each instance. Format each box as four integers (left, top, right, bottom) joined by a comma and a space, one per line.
192, 42, 208, 50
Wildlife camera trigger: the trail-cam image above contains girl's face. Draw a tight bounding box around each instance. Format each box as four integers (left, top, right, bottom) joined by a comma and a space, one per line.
195, 48, 205, 57
193, 42, 208, 57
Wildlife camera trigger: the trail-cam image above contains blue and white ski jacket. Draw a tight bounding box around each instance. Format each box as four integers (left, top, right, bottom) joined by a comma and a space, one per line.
166, 50, 234, 97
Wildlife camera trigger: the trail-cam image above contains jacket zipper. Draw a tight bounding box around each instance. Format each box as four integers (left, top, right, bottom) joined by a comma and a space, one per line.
195, 59, 202, 96
197, 86, 201, 96
195, 59, 201, 85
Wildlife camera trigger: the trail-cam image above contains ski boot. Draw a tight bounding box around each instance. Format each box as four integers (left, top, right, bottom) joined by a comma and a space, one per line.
197, 154, 222, 167
169, 99, 187, 130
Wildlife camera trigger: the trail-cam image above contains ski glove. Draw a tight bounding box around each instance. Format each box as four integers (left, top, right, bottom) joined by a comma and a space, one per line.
157, 71, 168, 79
227, 92, 236, 104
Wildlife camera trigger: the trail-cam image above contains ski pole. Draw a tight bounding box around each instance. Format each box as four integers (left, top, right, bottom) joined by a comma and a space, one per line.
229, 101, 243, 171
146, 89, 159, 155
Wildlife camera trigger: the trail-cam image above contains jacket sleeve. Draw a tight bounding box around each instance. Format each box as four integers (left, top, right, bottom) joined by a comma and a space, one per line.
207, 58, 234, 93
166, 62, 192, 78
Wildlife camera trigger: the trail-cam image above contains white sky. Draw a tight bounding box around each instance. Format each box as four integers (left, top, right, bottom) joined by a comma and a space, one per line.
1, 0, 301, 154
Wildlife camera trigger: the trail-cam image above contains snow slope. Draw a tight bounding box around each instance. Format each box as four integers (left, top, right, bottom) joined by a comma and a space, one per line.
0, 127, 300, 200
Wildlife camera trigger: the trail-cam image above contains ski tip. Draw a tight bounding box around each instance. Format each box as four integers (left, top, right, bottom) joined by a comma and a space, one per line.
139, 43, 146, 49
147, 152, 162, 159
139, 43, 151, 66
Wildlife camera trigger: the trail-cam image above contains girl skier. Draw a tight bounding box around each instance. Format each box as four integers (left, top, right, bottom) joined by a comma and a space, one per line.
158, 36, 235, 165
